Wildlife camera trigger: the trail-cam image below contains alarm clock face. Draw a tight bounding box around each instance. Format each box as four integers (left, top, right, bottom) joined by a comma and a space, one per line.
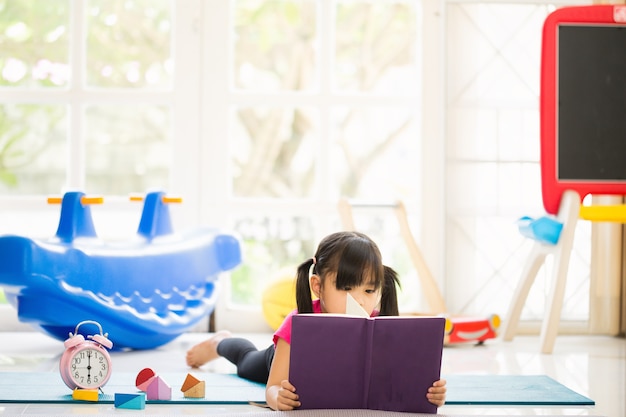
66, 346, 111, 389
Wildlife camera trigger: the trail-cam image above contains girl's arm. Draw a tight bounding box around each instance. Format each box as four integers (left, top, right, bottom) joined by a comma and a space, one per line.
265, 338, 301, 411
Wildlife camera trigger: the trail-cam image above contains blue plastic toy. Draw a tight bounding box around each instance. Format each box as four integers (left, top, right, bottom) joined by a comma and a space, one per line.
516, 215, 563, 245
0, 191, 241, 349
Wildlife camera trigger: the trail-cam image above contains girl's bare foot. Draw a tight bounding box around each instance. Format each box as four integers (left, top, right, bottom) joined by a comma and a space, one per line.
186, 330, 232, 368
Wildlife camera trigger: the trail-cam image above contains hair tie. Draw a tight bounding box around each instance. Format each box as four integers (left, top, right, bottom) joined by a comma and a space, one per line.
312, 256, 317, 265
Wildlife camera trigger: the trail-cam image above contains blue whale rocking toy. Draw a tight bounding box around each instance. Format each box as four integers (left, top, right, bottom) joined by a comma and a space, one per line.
0, 191, 241, 349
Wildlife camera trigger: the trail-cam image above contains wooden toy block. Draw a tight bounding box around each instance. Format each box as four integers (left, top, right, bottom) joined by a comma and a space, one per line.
181, 373, 205, 398
183, 380, 205, 398
146, 375, 171, 401
114, 392, 146, 410
181, 373, 202, 392
72, 388, 99, 402
135, 367, 156, 392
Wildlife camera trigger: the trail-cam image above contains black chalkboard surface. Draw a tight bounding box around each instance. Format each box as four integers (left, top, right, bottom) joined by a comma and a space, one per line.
557, 25, 626, 181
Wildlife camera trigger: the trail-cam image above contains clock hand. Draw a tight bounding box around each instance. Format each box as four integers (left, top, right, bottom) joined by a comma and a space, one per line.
86, 350, 92, 383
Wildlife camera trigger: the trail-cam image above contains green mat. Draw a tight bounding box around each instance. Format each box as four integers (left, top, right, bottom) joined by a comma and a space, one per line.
0, 372, 594, 406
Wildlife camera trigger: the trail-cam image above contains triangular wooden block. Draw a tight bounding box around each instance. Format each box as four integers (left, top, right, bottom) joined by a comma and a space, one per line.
72, 388, 99, 402
146, 375, 171, 400
181, 373, 202, 392
183, 380, 205, 398
114, 392, 145, 409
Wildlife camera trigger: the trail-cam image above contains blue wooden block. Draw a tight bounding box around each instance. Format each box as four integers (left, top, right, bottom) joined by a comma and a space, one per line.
115, 392, 146, 409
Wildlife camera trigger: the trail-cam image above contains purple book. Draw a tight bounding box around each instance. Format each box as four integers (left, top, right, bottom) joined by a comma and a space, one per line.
289, 314, 445, 413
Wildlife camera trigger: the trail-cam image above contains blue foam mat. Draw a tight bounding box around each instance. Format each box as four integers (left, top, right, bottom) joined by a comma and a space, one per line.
0, 372, 594, 406
0, 372, 266, 404
445, 374, 594, 405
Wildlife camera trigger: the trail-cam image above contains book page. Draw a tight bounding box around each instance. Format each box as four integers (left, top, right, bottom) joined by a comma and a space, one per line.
345, 293, 370, 317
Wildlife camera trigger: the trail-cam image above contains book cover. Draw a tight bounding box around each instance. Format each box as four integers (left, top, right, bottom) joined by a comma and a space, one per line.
289, 313, 445, 413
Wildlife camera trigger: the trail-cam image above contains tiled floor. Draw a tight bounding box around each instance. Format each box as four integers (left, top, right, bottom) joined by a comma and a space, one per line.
0, 331, 623, 416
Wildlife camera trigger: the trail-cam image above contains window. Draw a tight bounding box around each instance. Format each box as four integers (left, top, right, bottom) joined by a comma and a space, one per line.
0, 0, 593, 333
0, 0, 175, 199
0, 1, 427, 332
0, 0, 198, 328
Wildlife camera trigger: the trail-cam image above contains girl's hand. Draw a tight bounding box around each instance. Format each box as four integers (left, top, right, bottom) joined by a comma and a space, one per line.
274, 379, 300, 410
427, 378, 447, 407
266, 338, 297, 410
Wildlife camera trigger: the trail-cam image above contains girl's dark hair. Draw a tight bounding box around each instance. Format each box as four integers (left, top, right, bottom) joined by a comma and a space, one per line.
295, 231, 400, 316
381, 266, 400, 316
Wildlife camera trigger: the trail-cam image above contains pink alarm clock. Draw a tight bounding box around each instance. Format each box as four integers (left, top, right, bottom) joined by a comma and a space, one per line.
59, 320, 113, 390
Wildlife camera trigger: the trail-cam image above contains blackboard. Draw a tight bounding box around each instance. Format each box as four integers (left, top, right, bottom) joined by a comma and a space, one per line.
540, 5, 626, 214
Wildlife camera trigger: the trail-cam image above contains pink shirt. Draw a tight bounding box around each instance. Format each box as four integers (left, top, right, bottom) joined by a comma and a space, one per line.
272, 299, 378, 346
273, 299, 323, 346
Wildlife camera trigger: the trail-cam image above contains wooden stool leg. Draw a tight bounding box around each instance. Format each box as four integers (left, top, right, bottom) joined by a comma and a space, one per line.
337, 198, 356, 231
502, 243, 549, 341
394, 201, 447, 314
540, 190, 580, 354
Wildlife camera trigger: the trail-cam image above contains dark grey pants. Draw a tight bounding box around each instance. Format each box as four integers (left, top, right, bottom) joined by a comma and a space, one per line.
217, 338, 275, 384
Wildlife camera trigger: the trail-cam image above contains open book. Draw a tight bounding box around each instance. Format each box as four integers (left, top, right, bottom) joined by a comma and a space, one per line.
288, 304, 445, 413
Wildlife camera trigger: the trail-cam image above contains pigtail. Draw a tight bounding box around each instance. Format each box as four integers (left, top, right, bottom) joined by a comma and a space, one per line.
295, 258, 315, 313
378, 266, 400, 316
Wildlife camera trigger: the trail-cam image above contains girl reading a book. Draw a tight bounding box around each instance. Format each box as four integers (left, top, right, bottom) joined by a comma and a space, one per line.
186, 231, 447, 411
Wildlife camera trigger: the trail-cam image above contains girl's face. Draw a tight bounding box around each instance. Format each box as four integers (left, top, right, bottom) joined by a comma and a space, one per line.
311, 273, 381, 316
